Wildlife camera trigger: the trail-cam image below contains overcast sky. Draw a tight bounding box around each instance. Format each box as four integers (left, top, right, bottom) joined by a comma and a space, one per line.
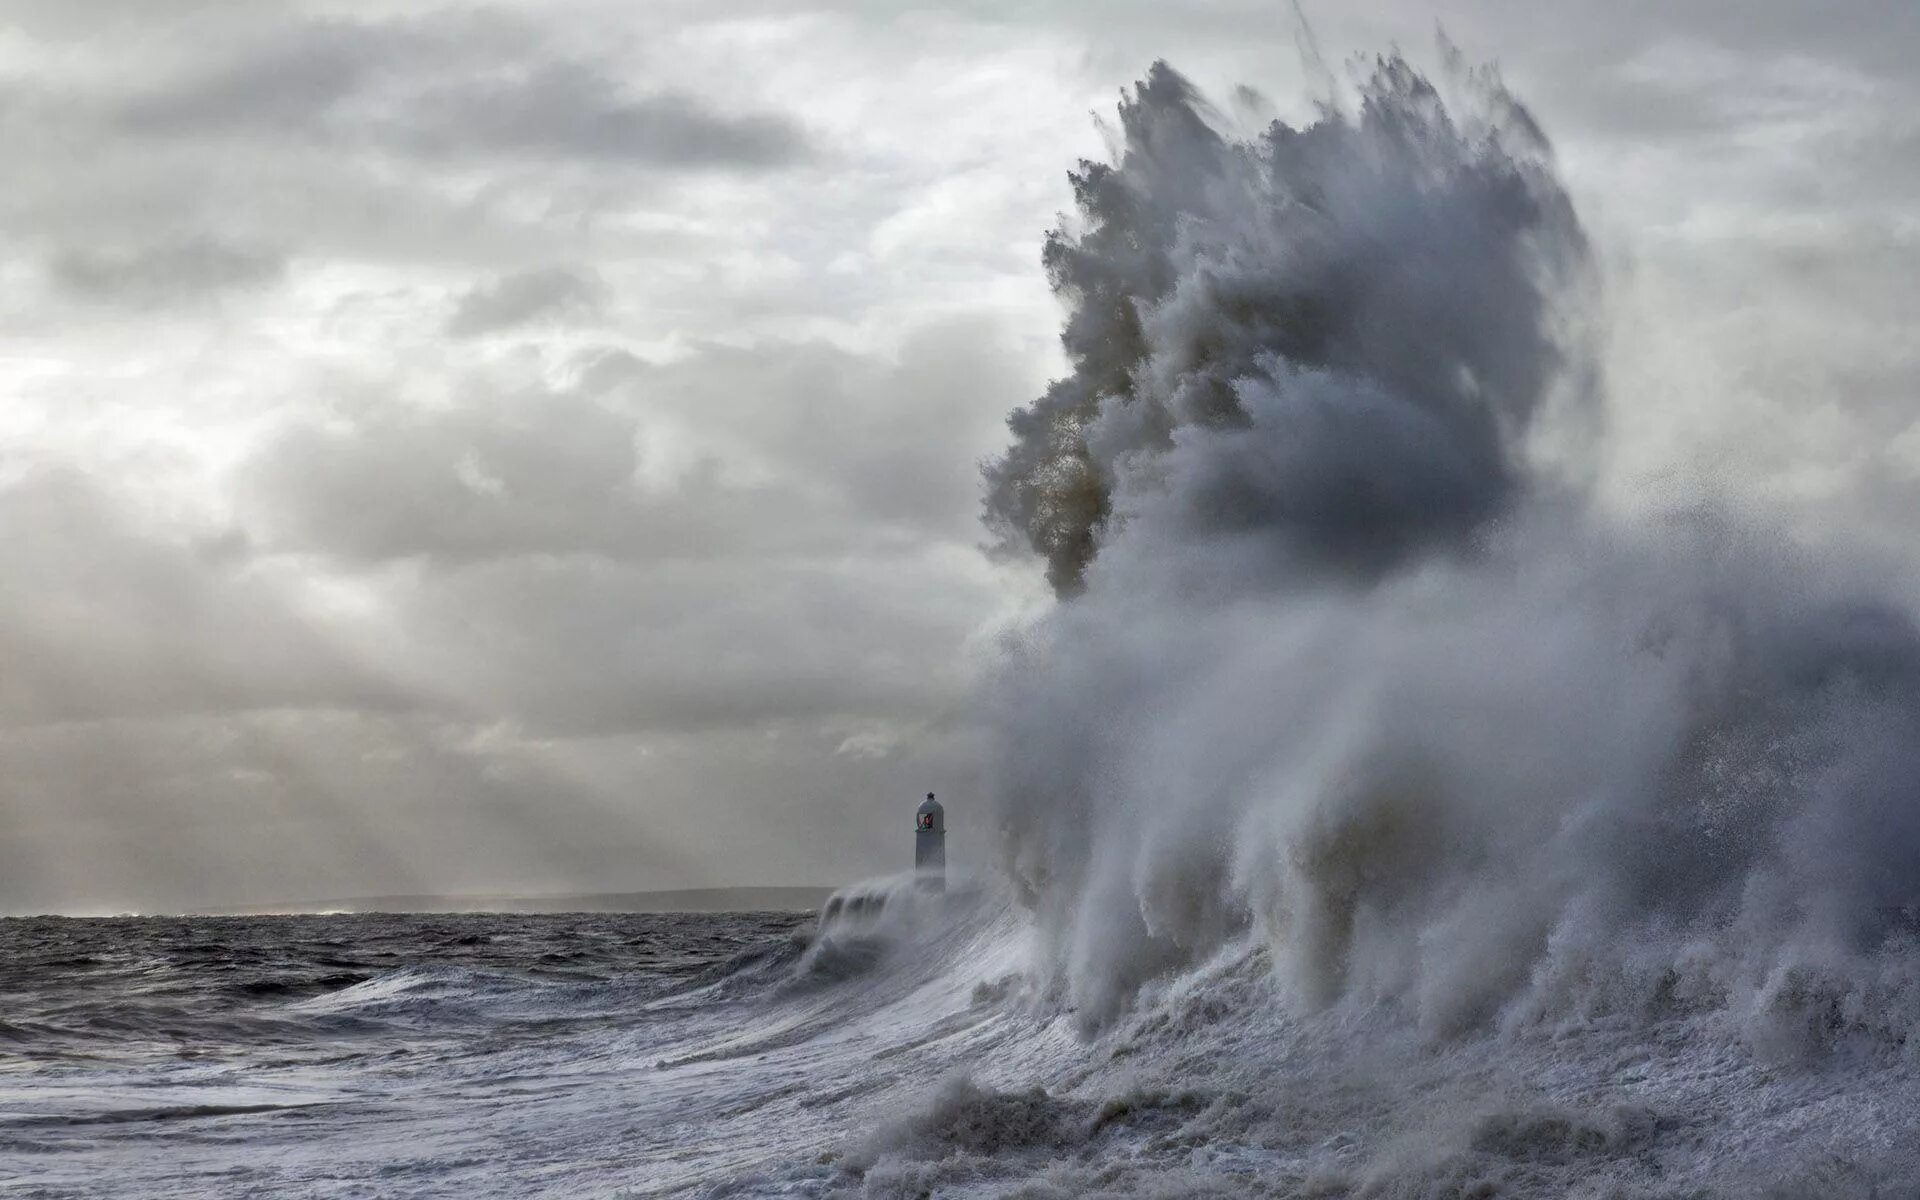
3, 1, 1918, 913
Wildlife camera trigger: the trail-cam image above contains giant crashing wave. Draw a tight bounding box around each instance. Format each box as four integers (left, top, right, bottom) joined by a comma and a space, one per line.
980, 49, 1920, 1043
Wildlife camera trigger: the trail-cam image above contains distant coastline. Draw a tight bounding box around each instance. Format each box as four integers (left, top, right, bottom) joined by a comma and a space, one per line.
8, 887, 837, 919
222, 886, 837, 916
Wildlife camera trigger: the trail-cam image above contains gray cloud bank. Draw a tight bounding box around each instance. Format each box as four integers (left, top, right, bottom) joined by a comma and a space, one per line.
117, 16, 811, 169
446, 267, 608, 335
49, 238, 286, 307
1, 1, 1917, 914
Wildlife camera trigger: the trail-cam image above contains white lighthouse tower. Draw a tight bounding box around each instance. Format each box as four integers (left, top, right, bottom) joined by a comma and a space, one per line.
914, 792, 945, 892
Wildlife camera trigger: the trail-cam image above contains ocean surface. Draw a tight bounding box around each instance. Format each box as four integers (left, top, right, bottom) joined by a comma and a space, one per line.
1, 907, 826, 1197
6, 880, 1920, 1198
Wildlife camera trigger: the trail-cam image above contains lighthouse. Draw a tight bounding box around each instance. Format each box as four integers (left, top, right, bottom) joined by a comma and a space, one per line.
914, 792, 945, 892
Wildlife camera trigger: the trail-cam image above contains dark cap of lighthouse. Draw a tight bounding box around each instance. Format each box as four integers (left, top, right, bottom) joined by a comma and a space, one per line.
915, 792, 944, 833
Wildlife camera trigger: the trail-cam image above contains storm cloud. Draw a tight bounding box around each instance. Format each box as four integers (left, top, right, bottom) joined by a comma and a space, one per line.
446, 266, 608, 336
115, 14, 811, 170
1, 0, 1917, 914
48, 238, 286, 308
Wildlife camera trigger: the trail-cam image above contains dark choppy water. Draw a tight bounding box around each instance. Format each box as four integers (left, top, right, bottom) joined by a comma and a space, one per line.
1, 911, 813, 1197
7, 887, 1920, 1199
1, 912, 806, 1057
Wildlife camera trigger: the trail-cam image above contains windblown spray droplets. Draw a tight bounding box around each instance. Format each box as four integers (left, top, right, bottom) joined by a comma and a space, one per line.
985, 53, 1595, 596
985, 53, 1920, 1038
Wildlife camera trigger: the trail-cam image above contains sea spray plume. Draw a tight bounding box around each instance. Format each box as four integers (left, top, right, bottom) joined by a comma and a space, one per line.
985, 51, 1920, 1040
985, 48, 1602, 1026
984, 54, 1595, 595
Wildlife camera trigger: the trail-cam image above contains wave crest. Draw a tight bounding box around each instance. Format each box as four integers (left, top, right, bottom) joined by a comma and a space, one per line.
983, 48, 1920, 1043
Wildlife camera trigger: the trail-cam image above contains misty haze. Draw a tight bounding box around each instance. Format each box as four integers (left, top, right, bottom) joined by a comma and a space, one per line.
7, 2, 1920, 1197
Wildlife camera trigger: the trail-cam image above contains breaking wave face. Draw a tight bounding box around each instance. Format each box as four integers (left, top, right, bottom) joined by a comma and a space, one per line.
984, 53, 1920, 1037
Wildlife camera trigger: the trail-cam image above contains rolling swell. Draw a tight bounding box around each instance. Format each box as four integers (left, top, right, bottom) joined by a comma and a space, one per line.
8, 898, 1919, 1195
